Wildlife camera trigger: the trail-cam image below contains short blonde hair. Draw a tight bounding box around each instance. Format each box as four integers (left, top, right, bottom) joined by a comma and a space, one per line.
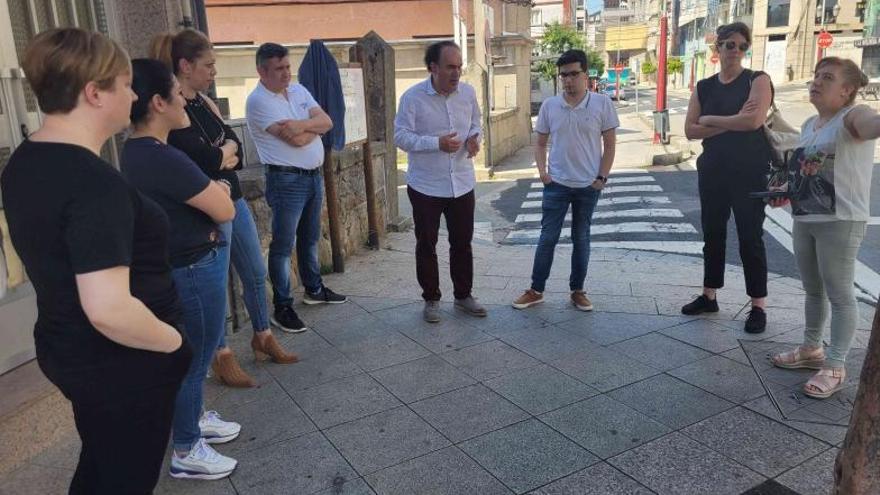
22, 28, 130, 114
815, 57, 869, 105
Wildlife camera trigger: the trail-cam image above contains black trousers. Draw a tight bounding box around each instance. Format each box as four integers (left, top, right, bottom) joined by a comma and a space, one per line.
697, 158, 768, 298
68, 381, 181, 495
407, 186, 475, 301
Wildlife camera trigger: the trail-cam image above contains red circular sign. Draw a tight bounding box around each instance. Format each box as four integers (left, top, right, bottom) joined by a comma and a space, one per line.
818, 31, 834, 49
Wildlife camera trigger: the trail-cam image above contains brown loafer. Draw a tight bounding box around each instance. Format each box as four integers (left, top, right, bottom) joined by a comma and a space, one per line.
252, 332, 299, 364
211, 351, 256, 388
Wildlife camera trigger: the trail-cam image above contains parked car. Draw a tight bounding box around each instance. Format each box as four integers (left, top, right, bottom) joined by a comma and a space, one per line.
601, 82, 627, 101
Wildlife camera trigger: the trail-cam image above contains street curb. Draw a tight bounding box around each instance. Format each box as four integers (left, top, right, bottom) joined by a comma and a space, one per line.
634, 112, 692, 166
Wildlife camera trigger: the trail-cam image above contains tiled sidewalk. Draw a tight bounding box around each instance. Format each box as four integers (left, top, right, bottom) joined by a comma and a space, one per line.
2, 232, 874, 495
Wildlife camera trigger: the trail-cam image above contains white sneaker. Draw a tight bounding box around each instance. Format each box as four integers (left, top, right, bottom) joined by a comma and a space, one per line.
170, 438, 237, 480
199, 410, 241, 444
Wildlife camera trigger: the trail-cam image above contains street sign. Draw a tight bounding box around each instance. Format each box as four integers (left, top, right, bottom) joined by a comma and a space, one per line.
818, 31, 834, 49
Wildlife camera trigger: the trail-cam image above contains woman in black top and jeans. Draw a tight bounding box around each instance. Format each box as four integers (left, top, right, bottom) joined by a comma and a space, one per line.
150, 30, 298, 389
0, 29, 190, 494
682, 22, 774, 334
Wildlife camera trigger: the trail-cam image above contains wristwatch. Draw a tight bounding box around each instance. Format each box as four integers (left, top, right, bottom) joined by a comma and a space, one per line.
596, 175, 608, 183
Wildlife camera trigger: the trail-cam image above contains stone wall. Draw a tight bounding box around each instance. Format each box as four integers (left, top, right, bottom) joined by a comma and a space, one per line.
227, 142, 388, 330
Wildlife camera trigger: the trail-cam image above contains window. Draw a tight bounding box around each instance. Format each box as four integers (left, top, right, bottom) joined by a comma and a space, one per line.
766, 0, 790, 28
531, 9, 542, 26
577, 19, 585, 31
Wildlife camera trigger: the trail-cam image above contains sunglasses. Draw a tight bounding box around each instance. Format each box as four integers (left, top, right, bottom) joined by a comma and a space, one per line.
558, 70, 584, 79
716, 41, 750, 52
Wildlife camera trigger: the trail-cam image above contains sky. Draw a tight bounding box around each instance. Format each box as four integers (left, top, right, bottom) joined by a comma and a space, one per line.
587, 0, 603, 15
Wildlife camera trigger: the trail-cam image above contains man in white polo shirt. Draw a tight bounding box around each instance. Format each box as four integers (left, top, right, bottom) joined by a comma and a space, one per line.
246, 42, 347, 334
512, 49, 618, 312
394, 40, 486, 323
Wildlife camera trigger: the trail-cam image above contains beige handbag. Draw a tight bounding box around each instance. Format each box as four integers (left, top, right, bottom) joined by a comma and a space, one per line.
763, 102, 801, 167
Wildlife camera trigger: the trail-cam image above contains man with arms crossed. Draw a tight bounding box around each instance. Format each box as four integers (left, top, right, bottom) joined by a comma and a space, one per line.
246, 42, 347, 333
394, 40, 487, 323
513, 49, 618, 311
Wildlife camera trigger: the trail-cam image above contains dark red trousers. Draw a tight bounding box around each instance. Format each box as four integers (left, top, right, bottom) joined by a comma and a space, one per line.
407, 186, 475, 301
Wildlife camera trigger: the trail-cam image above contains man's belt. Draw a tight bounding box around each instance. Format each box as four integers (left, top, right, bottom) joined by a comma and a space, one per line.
266, 164, 322, 176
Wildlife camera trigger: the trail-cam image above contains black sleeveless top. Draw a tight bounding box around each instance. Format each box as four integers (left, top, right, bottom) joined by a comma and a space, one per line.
697, 69, 773, 169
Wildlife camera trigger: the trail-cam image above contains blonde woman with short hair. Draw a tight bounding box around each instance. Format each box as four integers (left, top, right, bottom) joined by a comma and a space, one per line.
0, 29, 191, 494
771, 57, 880, 399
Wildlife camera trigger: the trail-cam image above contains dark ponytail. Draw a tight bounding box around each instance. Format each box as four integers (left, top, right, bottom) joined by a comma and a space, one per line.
130, 58, 175, 125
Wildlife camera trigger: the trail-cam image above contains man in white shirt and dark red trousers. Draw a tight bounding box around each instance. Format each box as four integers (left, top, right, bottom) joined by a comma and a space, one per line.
512, 49, 618, 312
394, 40, 487, 323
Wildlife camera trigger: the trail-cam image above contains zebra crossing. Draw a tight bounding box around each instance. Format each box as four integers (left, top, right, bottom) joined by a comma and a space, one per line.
502, 169, 705, 255
640, 105, 688, 119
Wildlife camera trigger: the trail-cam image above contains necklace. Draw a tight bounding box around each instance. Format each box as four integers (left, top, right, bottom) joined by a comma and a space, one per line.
185, 94, 226, 147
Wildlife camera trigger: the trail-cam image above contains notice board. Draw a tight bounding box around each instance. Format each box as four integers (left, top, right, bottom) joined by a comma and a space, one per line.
339, 66, 368, 146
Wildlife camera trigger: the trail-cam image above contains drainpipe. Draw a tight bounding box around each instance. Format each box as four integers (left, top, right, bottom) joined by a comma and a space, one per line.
180, 0, 194, 28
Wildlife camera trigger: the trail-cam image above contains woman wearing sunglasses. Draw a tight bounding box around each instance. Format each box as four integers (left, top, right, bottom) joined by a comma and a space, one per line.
151, 30, 298, 389
682, 22, 774, 334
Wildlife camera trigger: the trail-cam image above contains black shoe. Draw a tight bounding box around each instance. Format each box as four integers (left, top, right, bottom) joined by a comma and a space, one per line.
681, 295, 719, 315
303, 287, 348, 305
744, 307, 767, 334
272, 305, 308, 333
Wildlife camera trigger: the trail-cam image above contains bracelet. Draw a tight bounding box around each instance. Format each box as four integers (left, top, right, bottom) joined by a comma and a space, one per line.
218, 179, 232, 187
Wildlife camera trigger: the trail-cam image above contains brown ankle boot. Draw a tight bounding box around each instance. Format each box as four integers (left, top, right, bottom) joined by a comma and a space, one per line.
252, 332, 299, 364
211, 351, 256, 388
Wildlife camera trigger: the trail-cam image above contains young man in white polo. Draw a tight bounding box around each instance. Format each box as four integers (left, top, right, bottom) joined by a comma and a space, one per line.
513, 49, 618, 311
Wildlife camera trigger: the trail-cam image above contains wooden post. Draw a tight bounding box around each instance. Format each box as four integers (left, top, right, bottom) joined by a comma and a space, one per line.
351, 31, 402, 231
322, 147, 345, 272
834, 303, 880, 494
348, 52, 381, 250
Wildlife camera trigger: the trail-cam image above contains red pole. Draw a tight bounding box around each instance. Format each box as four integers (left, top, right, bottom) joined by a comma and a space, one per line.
655, 7, 668, 144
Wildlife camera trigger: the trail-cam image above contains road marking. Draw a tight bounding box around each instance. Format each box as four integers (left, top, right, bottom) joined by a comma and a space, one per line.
514, 208, 684, 223
505, 222, 697, 240
529, 176, 656, 189
610, 168, 649, 174
608, 176, 657, 184
603, 185, 664, 194
526, 185, 663, 198
520, 196, 672, 209
868, 217, 880, 225
591, 241, 704, 254
764, 207, 880, 301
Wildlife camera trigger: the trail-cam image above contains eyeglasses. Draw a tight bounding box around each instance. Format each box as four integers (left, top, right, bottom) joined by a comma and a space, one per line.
716, 40, 750, 52
558, 70, 584, 79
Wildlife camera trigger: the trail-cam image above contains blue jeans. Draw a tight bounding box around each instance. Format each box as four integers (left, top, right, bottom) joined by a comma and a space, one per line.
217, 198, 271, 350
171, 247, 230, 451
265, 169, 324, 307
531, 182, 601, 292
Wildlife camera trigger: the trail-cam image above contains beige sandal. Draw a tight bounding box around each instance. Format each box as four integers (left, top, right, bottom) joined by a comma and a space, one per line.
771, 346, 825, 370
803, 368, 846, 399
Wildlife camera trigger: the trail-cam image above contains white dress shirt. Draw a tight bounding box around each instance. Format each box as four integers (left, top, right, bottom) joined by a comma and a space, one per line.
394, 77, 481, 198
245, 82, 325, 170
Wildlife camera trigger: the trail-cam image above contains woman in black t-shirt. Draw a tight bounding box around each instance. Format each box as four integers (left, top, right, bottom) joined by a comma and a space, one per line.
682, 22, 774, 334
122, 59, 241, 481
150, 31, 298, 389
0, 29, 191, 495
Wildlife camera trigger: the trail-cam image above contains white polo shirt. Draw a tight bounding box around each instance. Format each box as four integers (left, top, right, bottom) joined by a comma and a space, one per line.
245, 82, 325, 170
535, 92, 619, 188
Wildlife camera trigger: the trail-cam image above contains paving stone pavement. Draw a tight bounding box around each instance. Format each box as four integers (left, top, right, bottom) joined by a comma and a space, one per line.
2, 232, 873, 495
